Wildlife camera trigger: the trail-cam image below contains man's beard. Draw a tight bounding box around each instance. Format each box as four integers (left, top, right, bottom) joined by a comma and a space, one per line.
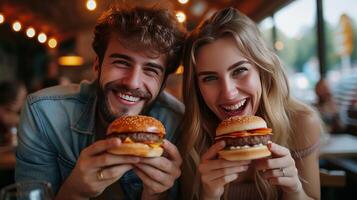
96, 80, 153, 124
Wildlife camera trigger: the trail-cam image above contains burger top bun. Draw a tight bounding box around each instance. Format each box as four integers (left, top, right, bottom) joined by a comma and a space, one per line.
216, 115, 267, 136
107, 115, 166, 136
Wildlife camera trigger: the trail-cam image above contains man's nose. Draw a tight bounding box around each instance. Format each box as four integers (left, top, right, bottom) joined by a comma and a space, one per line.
122, 67, 143, 89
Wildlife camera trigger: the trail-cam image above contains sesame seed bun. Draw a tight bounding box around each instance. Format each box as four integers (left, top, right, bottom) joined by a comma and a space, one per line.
106, 115, 165, 157
218, 145, 271, 161
216, 115, 267, 136
216, 115, 272, 161
107, 115, 166, 136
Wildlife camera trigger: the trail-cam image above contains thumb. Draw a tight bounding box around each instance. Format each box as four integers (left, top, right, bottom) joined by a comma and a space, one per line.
268, 142, 290, 157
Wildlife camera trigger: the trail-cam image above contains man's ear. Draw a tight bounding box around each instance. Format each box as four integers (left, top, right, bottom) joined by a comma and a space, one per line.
93, 57, 100, 78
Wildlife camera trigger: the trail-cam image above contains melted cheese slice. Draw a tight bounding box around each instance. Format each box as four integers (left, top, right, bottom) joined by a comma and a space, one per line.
123, 137, 162, 148
123, 137, 134, 143
215, 128, 272, 140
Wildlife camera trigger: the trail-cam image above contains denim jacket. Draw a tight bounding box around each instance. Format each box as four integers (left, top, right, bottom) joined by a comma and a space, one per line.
15, 81, 184, 200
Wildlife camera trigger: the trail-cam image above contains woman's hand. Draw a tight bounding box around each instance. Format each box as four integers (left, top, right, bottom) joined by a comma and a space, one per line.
199, 140, 250, 200
254, 142, 302, 194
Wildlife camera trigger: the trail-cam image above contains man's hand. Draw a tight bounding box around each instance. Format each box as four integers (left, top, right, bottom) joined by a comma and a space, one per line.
134, 139, 182, 200
56, 138, 140, 200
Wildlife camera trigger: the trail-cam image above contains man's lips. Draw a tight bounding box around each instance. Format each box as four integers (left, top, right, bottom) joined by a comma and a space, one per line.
117, 92, 140, 102
113, 91, 142, 105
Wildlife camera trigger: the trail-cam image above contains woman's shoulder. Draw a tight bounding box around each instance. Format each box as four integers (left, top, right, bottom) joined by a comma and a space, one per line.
290, 106, 321, 150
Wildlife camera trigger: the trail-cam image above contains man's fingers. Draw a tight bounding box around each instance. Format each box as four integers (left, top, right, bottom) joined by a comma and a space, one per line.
92, 153, 140, 168
99, 164, 134, 181
134, 169, 166, 194
201, 140, 225, 161
83, 138, 121, 156
134, 163, 170, 185
162, 139, 182, 166
139, 157, 178, 176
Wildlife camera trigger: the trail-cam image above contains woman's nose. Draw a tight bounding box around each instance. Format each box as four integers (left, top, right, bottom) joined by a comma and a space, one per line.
220, 78, 238, 99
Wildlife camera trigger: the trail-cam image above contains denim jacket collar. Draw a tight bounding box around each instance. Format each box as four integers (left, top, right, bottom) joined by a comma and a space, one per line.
70, 81, 97, 135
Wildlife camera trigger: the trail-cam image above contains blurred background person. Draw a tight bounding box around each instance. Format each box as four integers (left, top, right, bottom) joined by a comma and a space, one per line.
0, 80, 27, 189
0, 80, 27, 146
333, 70, 357, 135
315, 78, 343, 133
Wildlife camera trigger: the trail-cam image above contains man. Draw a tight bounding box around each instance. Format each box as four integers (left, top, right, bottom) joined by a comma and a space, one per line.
15, 5, 186, 200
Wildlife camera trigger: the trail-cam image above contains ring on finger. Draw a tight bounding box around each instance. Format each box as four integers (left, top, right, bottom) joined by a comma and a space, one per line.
280, 168, 287, 177
97, 169, 105, 181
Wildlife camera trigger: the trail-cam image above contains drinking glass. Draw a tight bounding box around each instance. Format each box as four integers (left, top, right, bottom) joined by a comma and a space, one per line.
0, 181, 53, 200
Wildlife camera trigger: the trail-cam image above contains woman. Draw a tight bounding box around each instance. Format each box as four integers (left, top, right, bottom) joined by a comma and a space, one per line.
179, 7, 321, 200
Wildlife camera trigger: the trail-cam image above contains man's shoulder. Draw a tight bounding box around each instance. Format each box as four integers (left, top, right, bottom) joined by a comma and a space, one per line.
27, 81, 95, 105
153, 91, 184, 116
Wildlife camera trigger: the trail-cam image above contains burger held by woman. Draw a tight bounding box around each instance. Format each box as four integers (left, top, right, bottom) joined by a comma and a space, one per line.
179, 7, 321, 200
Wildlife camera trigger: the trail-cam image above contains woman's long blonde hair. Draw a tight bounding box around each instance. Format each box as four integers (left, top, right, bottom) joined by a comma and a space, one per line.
179, 7, 315, 200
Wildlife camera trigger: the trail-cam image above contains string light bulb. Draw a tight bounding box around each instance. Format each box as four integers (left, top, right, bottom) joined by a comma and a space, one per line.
176, 11, 186, 23
38, 32, 47, 43
12, 21, 22, 32
86, 0, 97, 11
26, 27, 36, 38
48, 38, 58, 48
0, 14, 4, 24
178, 0, 189, 4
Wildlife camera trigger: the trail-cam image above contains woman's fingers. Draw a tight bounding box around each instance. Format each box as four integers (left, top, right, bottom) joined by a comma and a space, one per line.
261, 166, 297, 179
201, 140, 226, 160
268, 142, 290, 157
208, 174, 239, 187
199, 159, 251, 173
202, 165, 249, 182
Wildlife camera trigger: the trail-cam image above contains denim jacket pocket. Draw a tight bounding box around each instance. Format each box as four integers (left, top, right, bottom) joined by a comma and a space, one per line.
57, 154, 75, 182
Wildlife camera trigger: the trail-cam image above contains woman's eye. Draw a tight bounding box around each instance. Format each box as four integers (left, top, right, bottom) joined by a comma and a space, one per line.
232, 67, 248, 76
202, 76, 218, 82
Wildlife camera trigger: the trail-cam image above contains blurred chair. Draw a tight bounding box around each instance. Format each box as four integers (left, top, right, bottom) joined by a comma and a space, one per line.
320, 168, 346, 187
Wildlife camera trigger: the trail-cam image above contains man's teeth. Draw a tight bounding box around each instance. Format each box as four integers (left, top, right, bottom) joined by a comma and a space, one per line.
118, 93, 140, 102
223, 99, 246, 111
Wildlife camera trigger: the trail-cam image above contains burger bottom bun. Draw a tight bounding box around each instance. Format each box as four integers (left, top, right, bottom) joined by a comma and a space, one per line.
218, 145, 271, 161
108, 143, 163, 157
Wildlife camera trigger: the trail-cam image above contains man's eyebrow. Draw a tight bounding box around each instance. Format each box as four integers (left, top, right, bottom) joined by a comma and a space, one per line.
146, 63, 164, 73
109, 53, 134, 62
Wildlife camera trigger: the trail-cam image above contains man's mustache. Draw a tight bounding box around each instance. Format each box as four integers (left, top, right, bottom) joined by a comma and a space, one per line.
104, 81, 152, 100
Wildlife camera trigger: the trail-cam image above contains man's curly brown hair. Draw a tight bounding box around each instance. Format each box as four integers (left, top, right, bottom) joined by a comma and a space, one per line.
92, 5, 186, 77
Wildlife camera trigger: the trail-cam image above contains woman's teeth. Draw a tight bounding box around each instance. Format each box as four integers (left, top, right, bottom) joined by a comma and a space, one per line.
118, 93, 140, 102
222, 99, 246, 111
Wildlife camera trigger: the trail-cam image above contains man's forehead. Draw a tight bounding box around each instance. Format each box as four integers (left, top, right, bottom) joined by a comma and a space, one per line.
108, 33, 168, 66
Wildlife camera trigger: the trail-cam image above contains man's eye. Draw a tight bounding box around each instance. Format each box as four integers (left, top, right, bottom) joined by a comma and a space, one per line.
202, 76, 217, 82
145, 68, 160, 76
113, 60, 130, 67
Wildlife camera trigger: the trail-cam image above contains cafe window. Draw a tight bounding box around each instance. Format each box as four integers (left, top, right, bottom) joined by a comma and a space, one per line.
259, 0, 317, 104
323, 0, 357, 84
